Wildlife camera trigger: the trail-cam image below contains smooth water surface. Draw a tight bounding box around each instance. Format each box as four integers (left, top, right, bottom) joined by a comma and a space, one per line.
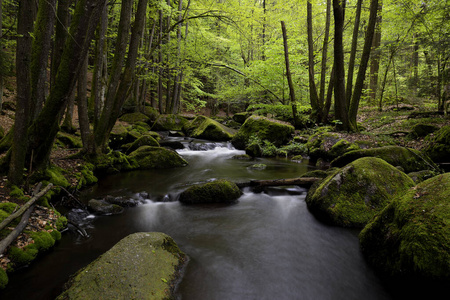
0, 140, 393, 300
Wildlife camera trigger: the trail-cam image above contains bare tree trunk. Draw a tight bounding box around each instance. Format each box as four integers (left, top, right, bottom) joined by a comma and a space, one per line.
51, 0, 71, 88
319, 0, 331, 108
348, 0, 379, 131
369, 3, 382, 103
345, 0, 362, 108
77, 55, 94, 152
322, 64, 335, 123
61, 88, 76, 133
307, 1, 321, 122
158, 10, 164, 113
9, 0, 35, 184
280, 21, 299, 127
332, 0, 349, 130
0, 0, 3, 113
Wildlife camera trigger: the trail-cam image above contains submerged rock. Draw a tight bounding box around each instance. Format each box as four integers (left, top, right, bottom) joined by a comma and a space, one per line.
57, 232, 187, 300
179, 179, 242, 204
88, 199, 124, 215
359, 173, 450, 281
129, 146, 188, 169
306, 157, 415, 228
331, 145, 438, 173
231, 115, 294, 149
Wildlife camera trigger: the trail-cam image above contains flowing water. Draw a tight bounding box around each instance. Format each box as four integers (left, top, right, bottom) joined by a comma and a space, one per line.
1, 139, 394, 300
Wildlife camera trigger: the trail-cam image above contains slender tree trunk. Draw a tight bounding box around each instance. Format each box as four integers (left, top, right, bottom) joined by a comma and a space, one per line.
369, 4, 382, 104
280, 21, 299, 127
61, 88, 76, 133
94, 0, 148, 152
27, 0, 108, 170
9, 0, 35, 184
322, 64, 335, 123
171, 0, 184, 114
90, 4, 108, 125
348, 0, 379, 131
165, 0, 172, 113
77, 55, 94, 152
158, 10, 164, 113
332, 0, 349, 130
0, 0, 3, 113
319, 0, 331, 108
345, 0, 362, 108
51, 0, 71, 88
307, 1, 321, 122
379, 47, 395, 111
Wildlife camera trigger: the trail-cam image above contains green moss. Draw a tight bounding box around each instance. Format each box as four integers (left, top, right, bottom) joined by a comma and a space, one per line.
0, 202, 19, 214
126, 135, 160, 154
56, 132, 83, 148
151, 114, 188, 131
424, 125, 450, 163
231, 115, 295, 149
187, 116, 236, 141
306, 157, 415, 227
55, 216, 68, 231
90, 151, 139, 175
8, 246, 38, 266
30, 231, 56, 251
0, 268, 8, 289
45, 165, 70, 188
119, 112, 150, 124
360, 173, 450, 280
247, 164, 267, 170
179, 179, 242, 204
129, 146, 188, 170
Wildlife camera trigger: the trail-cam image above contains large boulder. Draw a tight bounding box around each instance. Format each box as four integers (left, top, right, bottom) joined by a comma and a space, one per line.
129, 146, 188, 169
57, 232, 187, 300
179, 179, 242, 204
359, 173, 450, 281
306, 157, 415, 228
231, 115, 294, 149
331, 145, 438, 173
119, 112, 150, 124
423, 125, 450, 163
306, 131, 361, 161
151, 114, 188, 131
125, 135, 160, 154
184, 116, 236, 141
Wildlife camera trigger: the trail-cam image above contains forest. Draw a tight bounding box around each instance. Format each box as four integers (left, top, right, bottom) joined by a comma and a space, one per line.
0, 0, 449, 298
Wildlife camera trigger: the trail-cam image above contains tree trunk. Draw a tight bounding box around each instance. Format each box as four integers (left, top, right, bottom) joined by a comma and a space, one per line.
0, 0, 3, 113
9, 0, 35, 184
30, 0, 56, 119
280, 21, 299, 127
50, 0, 71, 88
322, 64, 335, 123
332, 0, 349, 130
94, 0, 148, 152
369, 3, 382, 103
61, 88, 76, 133
345, 0, 363, 108
307, 1, 321, 123
27, 0, 108, 170
319, 0, 331, 109
90, 3, 108, 126
77, 55, 94, 152
348, 0, 379, 131
158, 10, 164, 113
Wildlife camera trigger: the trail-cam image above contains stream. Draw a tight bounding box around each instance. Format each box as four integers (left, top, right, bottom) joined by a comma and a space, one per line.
1, 138, 394, 299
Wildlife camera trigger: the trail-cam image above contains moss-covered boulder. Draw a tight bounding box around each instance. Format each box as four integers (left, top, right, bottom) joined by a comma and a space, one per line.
179, 179, 242, 204
56, 232, 187, 300
424, 125, 450, 163
359, 173, 450, 281
143, 106, 160, 121
109, 123, 138, 149
306, 157, 415, 228
125, 135, 160, 154
185, 116, 236, 141
89, 151, 139, 175
410, 123, 439, 138
119, 112, 150, 124
151, 114, 188, 131
231, 115, 294, 150
129, 146, 188, 169
232, 112, 249, 124
331, 146, 438, 173
306, 132, 360, 161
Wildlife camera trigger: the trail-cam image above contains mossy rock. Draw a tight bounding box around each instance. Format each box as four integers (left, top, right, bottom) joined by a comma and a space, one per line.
56, 132, 83, 149
359, 173, 450, 280
90, 151, 139, 175
143, 106, 160, 121
179, 179, 243, 204
306, 132, 359, 161
88, 199, 124, 215
306, 157, 415, 228
151, 114, 188, 131
424, 125, 450, 163
119, 112, 150, 124
125, 135, 160, 154
8, 231, 57, 269
331, 146, 438, 173
410, 123, 439, 138
109, 123, 137, 149
407, 170, 438, 183
56, 232, 187, 300
247, 163, 267, 170
185, 116, 236, 141
75, 163, 98, 189
0, 268, 8, 289
232, 112, 249, 124
129, 146, 188, 170
231, 115, 294, 149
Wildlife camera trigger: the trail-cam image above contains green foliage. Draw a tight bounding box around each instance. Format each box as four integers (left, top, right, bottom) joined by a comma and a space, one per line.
0, 267, 8, 289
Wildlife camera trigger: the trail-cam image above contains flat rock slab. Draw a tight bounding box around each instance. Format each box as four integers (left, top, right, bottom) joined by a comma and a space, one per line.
57, 232, 187, 300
